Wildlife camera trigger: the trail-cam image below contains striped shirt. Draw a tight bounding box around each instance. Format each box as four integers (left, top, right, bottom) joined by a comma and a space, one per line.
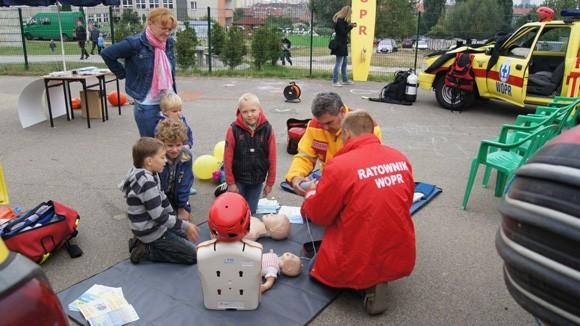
119, 168, 189, 243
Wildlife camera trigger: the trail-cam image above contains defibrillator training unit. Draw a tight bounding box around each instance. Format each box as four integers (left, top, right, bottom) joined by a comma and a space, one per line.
357, 161, 410, 189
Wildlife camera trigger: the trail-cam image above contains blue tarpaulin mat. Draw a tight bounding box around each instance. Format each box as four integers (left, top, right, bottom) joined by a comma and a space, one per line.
59, 183, 440, 325
58, 222, 337, 326
411, 182, 442, 215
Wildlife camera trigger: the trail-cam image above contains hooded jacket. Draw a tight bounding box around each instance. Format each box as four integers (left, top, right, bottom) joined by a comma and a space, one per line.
119, 168, 190, 243
301, 134, 416, 289
224, 110, 276, 187
159, 148, 194, 212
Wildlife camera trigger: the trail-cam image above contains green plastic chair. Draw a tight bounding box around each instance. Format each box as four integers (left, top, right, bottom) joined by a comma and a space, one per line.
461, 124, 557, 210
482, 100, 578, 188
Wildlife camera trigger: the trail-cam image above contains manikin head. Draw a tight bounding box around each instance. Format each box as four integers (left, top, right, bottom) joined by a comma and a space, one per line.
279, 252, 301, 277
263, 214, 290, 240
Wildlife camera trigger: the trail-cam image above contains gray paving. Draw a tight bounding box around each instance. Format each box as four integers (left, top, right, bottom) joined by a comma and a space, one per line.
0, 75, 534, 325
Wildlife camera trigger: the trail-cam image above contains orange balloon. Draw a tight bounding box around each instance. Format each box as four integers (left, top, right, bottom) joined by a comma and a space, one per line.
107, 91, 128, 106
71, 97, 81, 110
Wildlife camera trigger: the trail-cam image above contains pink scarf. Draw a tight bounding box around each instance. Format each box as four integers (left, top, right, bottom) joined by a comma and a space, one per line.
145, 26, 173, 98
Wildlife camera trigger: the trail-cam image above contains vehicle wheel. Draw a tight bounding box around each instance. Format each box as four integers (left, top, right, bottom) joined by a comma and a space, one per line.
61, 34, 70, 42
434, 76, 475, 110
24, 33, 32, 40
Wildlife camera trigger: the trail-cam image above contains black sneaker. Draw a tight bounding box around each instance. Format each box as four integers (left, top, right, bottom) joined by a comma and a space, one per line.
128, 238, 147, 264
214, 182, 228, 197
363, 282, 389, 315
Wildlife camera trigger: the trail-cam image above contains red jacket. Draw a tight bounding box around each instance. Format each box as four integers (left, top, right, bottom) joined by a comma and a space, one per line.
224, 110, 276, 187
301, 134, 416, 289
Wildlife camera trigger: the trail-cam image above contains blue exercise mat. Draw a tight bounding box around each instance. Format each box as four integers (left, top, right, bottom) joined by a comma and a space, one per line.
282, 178, 442, 216
411, 182, 442, 215
58, 222, 339, 326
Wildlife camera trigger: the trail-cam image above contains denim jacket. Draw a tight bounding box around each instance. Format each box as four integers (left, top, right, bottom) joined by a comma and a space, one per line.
101, 32, 176, 102
159, 148, 194, 212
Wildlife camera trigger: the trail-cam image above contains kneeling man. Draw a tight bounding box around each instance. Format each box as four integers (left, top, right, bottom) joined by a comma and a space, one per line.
301, 110, 416, 315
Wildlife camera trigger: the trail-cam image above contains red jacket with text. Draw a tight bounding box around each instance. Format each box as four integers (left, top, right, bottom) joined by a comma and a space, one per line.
301, 134, 416, 289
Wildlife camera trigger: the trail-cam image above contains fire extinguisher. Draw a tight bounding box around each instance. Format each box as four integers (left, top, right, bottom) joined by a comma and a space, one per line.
405, 70, 418, 103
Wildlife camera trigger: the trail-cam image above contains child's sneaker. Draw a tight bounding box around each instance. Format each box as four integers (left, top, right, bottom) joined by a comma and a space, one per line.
214, 182, 228, 197
332, 82, 342, 87
342, 80, 354, 85
189, 187, 197, 195
128, 238, 147, 264
363, 282, 389, 315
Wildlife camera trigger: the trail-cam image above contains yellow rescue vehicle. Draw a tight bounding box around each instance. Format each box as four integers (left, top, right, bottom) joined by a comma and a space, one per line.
418, 9, 580, 110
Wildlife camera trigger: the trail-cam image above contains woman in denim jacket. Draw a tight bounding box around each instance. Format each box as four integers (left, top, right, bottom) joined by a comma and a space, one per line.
101, 8, 177, 137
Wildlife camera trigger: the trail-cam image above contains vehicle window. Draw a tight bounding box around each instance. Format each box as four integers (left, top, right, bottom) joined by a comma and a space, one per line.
41, 17, 50, 25
534, 26, 570, 53
501, 26, 540, 58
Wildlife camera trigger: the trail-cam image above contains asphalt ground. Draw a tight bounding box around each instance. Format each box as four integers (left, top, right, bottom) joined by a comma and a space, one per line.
0, 75, 535, 325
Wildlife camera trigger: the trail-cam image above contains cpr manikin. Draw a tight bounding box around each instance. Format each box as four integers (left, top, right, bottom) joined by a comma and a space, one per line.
197, 193, 263, 310
244, 214, 291, 241
260, 250, 302, 293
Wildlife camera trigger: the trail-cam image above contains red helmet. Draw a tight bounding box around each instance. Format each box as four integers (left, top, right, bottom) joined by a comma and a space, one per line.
208, 192, 251, 242
536, 7, 555, 22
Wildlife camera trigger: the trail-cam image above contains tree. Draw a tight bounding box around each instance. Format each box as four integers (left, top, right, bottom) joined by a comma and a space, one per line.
211, 22, 226, 56
234, 8, 244, 23
513, 8, 537, 29
543, 0, 577, 18
220, 27, 246, 69
440, 0, 505, 39
497, 0, 514, 33
265, 16, 293, 30
115, 9, 143, 41
251, 27, 280, 70
375, 0, 416, 38
421, 0, 446, 34
175, 24, 198, 70
309, 0, 348, 27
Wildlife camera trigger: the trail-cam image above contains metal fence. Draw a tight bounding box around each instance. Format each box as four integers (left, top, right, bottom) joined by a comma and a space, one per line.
0, 3, 486, 79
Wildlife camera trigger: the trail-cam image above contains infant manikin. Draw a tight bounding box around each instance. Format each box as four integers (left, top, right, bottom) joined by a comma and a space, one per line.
260, 249, 302, 293
244, 214, 291, 241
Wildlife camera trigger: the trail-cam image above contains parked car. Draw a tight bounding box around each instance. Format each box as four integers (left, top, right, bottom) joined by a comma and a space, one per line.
418, 9, 580, 110
402, 38, 414, 48
416, 39, 428, 50
376, 38, 398, 53
0, 238, 68, 325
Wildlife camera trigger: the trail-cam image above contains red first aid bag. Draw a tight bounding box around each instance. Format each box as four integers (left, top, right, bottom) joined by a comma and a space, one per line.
0, 201, 81, 263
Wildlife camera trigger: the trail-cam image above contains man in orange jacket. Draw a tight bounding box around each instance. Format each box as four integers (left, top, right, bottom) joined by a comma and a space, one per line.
285, 92, 382, 195
301, 110, 416, 315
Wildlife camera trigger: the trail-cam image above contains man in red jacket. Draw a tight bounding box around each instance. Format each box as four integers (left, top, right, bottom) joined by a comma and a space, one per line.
301, 110, 416, 315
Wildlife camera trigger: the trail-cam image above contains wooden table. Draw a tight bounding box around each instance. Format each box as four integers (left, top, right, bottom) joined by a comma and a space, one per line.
42, 70, 121, 128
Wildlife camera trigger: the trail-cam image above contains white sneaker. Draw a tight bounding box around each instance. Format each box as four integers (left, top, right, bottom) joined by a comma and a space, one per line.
332, 82, 342, 87
342, 80, 354, 85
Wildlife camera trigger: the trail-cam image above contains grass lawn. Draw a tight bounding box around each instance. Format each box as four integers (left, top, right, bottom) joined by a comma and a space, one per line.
291, 46, 428, 69
0, 40, 104, 56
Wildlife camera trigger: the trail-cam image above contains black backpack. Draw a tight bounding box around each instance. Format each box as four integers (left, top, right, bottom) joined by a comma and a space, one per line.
368, 70, 412, 105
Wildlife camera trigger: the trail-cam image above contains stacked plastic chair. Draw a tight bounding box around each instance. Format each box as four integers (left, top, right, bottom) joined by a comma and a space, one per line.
461, 97, 580, 209
496, 125, 580, 325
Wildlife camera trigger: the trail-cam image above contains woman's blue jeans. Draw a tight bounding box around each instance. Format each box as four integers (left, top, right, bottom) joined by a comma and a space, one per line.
134, 102, 161, 137
333, 55, 348, 83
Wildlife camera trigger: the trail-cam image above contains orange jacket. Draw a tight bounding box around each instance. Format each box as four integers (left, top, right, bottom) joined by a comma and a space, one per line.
301, 134, 416, 289
285, 110, 382, 182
